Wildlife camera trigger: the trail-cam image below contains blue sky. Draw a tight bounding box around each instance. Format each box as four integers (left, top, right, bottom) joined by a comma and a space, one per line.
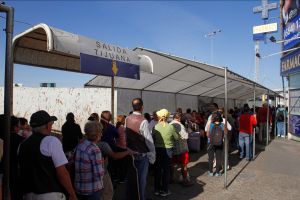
0, 0, 283, 89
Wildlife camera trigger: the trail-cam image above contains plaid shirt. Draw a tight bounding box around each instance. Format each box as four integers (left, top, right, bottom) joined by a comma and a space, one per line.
74, 139, 104, 195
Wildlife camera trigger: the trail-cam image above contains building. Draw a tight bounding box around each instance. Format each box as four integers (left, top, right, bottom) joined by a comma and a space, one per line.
280, 0, 300, 141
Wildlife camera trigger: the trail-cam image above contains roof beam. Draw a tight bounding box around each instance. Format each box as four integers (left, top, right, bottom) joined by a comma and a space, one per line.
212, 84, 249, 98
134, 48, 279, 95
141, 64, 189, 90
175, 74, 216, 94
198, 81, 233, 96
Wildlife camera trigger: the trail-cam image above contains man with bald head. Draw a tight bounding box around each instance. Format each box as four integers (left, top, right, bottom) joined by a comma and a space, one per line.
125, 98, 155, 200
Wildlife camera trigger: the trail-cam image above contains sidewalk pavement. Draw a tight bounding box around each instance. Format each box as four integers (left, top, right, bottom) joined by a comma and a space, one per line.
114, 138, 300, 200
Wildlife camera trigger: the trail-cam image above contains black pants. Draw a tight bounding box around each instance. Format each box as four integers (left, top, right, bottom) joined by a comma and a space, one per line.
154, 148, 172, 192
207, 144, 223, 173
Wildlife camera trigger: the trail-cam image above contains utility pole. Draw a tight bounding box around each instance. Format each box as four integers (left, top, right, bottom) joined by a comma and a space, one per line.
253, 0, 278, 83
205, 29, 221, 64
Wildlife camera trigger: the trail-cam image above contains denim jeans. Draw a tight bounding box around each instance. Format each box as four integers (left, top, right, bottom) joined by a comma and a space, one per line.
154, 148, 172, 192
130, 155, 149, 200
277, 122, 285, 137
239, 132, 250, 159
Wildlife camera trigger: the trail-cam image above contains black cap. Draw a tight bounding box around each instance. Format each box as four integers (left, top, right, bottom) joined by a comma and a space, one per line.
30, 110, 57, 128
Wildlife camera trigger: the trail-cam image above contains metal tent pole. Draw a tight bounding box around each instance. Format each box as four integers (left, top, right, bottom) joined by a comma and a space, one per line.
0, 3, 14, 200
266, 90, 270, 146
282, 76, 287, 138
175, 93, 177, 111
224, 67, 228, 189
111, 76, 115, 124
253, 84, 256, 158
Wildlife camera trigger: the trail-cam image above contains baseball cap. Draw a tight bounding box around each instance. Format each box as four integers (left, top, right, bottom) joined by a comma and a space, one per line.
30, 110, 57, 128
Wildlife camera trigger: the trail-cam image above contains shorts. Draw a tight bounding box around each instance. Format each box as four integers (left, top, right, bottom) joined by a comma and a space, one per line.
172, 151, 189, 166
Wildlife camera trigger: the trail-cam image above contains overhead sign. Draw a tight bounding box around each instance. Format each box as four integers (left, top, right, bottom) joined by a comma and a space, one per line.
282, 0, 300, 51
80, 53, 139, 79
253, 23, 277, 34
79, 36, 140, 79
280, 47, 300, 76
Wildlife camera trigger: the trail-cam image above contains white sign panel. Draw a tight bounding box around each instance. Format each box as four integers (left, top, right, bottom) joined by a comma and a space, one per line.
253, 23, 277, 34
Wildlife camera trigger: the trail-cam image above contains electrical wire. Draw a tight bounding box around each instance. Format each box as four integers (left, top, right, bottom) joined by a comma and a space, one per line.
0, 15, 32, 26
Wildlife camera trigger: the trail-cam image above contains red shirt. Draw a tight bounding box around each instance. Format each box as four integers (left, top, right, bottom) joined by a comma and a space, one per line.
257, 107, 272, 123
239, 113, 257, 134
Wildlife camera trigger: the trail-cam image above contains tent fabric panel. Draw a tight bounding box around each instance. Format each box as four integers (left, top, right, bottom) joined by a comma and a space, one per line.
178, 76, 223, 95
142, 91, 176, 114
169, 66, 212, 83
204, 81, 242, 98
117, 89, 141, 115
176, 94, 198, 112
135, 49, 188, 77
146, 78, 193, 93
113, 72, 161, 89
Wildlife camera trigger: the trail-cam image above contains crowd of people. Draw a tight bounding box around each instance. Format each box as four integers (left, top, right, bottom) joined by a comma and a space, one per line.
0, 97, 287, 200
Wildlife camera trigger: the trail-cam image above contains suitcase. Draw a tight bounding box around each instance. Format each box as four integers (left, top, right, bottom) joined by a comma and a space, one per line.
188, 132, 201, 152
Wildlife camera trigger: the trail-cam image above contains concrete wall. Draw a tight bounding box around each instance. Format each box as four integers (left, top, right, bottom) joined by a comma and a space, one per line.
0, 87, 114, 131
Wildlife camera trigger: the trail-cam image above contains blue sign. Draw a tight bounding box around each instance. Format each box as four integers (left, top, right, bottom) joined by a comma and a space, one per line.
253, 33, 266, 41
283, 13, 300, 50
280, 47, 300, 76
282, 0, 300, 51
289, 114, 300, 136
80, 53, 140, 80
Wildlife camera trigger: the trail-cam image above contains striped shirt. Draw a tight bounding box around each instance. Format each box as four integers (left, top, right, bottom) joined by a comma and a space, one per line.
74, 139, 104, 195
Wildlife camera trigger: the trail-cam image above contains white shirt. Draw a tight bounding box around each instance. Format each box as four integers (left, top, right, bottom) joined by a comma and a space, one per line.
170, 120, 188, 139
148, 119, 158, 134
40, 136, 68, 168
205, 115, 232, 133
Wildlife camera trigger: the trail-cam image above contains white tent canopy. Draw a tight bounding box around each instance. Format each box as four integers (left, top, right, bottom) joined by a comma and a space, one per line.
13, 23, 153, 74
85, 47, 279, 100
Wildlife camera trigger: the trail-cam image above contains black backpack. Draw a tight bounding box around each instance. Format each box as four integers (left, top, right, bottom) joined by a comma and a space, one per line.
209, 123, 224, 146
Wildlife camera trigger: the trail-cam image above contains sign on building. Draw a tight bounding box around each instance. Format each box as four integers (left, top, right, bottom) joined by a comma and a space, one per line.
282, 0, 300, 50
280, 47, 300, 76
253, 23, 278, 41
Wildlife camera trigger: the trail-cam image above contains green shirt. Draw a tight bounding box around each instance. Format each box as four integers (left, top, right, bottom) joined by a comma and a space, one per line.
153, 122, 179, 148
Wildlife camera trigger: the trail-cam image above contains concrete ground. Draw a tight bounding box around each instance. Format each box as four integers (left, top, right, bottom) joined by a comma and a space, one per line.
114, 138, 300, 200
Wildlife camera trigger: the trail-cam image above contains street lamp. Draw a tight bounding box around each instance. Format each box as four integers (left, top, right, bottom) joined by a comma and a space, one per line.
205, 29, 221, 64
269, 35, 300, 44
255, 36, 300, 58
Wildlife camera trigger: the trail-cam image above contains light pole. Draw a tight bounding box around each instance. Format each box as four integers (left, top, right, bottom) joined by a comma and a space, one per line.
205, 29, 221, 64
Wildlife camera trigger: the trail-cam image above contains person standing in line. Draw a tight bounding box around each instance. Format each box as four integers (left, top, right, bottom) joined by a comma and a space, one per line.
207, 111, 224, 177
10, 116, 24, 200
276, 105, 286, 138
257, 103, 272, 143
148, 111, 158, 134
18, 110, 77, 200
62, 112, 83, 154
18, 117, 32, 138
74, 121, 104, 200
152, 109, 178, 196
125, 98, 155, 200
239, 104, 257, 161
115, 115, 128, 182
170, 112, 192, 186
